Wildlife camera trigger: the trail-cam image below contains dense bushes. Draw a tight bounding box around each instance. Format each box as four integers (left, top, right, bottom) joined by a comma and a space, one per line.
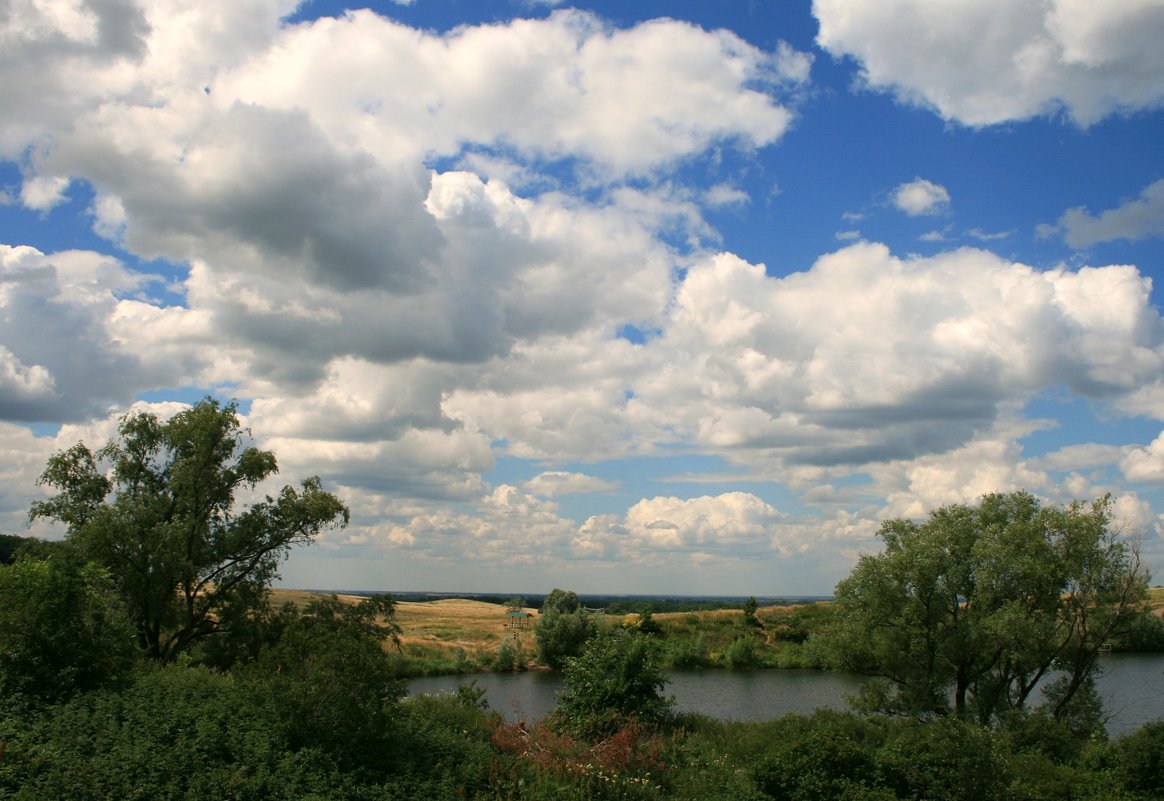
553, 629, 673, 739
2, 627, 1163, 799
535, 588, 598, 669
0, 555, 136, 705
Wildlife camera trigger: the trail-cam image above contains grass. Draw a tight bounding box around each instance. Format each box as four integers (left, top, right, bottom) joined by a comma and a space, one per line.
269, 590, 538, 673
267, 590, 837, 673
393, 597, 537, 661
1148, 586, 1164, 613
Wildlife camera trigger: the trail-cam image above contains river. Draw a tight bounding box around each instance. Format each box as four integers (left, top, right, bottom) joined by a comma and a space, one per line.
408, 652, 1164, 736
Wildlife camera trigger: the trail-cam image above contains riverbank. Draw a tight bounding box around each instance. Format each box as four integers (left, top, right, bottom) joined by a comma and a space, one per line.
269, 586, 1164, 677
268, 589, 832, 675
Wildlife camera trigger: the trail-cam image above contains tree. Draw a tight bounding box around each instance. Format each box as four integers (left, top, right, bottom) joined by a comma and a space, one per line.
30, 398, 349, 662
553, 629, 672, 739
743, 595, 760, 627
535, 587, 597, 669
827, 491, 1147, 725
541, 587, 582, 614
505, 596, 526, 613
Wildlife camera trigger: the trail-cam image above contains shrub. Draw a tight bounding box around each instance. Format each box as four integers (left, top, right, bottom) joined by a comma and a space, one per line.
495, 638, 525, 671
1107, 720, 1164, 799
0, 555, 136, 705
878, 716, 1008, 801
554, 629, 673, 740
535, 589, 597, 669
751, 711, 887, 801
724, 635, 763, 669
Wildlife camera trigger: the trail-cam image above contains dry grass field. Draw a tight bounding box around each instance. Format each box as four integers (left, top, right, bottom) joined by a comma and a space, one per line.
1149, 586, 1164, 615
393, 598, 538, 659
268, 589, 539, 662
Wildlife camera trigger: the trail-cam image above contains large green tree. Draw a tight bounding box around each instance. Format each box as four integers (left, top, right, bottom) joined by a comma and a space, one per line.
828, 491, 1148, 725
30, 398, 349, 662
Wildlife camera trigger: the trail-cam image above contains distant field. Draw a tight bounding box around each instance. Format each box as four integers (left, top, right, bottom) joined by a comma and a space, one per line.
393, 597, 538, 659
265, 589, 824, 671
267, 588, 1163, 671
269, 589, 538, 664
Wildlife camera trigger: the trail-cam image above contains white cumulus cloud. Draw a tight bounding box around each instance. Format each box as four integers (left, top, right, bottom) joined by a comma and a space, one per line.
893, 178, 951, 216
814, 0, 1164, 126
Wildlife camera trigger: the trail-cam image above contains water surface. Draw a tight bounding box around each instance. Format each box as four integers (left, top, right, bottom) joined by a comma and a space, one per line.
409, 653, 1164, 736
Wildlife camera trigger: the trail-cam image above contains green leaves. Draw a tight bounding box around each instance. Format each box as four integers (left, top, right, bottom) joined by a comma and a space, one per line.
0, 555, 136, 705
535, 588, 597, 670
554, 629, 673, 740
828, 491, 1148, 727
30, 397, 350, 662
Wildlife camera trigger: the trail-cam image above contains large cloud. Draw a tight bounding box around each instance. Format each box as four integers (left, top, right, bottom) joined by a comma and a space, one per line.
2, 4, 804, 402
814, 0, 1164, 126
216, 9, 808, 176
0, 244, 212, 421
447, 243, 1164, 472
5, 3, 808, 272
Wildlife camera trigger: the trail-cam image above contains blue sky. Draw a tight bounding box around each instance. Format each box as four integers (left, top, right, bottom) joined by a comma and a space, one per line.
3, 0, 1164, 595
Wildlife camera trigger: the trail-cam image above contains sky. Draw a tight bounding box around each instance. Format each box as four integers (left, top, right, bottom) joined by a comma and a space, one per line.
3, 0, 1164, 597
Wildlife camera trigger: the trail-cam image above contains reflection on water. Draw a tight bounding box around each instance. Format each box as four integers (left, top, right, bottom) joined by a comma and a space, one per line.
408, 653, 1164, 736
1095, 653, 1164, 735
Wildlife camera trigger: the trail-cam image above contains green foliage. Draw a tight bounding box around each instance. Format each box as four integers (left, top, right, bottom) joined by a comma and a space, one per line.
765, 603, 834, 645
1111, 609, 1164, 651
622, 609, 662, 635
505, 596, 526, 612
554, 629, 673, 740
743, 595, 760, 627
0, 554, 136, 705
542, 587, 582, 614
535, 587, 597, 669
0, 665, 297, 800
30, 398, 349, 662
0, 534, 35, 564
641, 605, 837, 669
1106, 721, 1164, 799
239, 594, 404, 771
494, 637, 526, 671
827, 491, 1147, 724
662, 631, 718, 669
877, 717, 1009, 801
724, 635, 764, 669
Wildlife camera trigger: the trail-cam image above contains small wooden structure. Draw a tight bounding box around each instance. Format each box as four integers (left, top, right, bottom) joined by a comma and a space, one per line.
505, 610, 533, 630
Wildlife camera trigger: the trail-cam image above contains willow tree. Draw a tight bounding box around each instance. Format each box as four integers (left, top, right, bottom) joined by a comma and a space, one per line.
827, 491, 1147, 726
31, 398, 349, 662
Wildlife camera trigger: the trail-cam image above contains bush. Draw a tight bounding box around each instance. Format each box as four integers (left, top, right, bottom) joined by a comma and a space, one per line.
0, 666, 298, 800
0, 555, 136, 705
554, 629, 673, 740
724, 635, 763, 669
238, 595, 405, 772
751, 713, 888, 801
663, 633, 716, 669
535, 588, 597, 669
878, 716, 1008, 801
1107, 720, 1164, 799
495, 638, 525, 671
